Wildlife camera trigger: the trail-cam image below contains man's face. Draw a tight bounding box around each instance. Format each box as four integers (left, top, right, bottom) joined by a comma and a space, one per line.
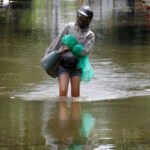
77, 13, 90, 29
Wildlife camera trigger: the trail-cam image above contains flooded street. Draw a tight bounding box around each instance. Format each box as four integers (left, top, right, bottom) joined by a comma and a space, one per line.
0, 96, 150, 149
0, 0, 150, 149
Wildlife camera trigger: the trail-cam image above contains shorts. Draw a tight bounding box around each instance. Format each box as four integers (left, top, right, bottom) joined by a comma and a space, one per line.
58, 65, 82, 77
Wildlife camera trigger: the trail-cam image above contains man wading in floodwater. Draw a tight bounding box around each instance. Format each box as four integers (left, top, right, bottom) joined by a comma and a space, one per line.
45, 5, 95, 97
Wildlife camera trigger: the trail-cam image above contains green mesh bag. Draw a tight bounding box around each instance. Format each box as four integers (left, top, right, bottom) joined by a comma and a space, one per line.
62, 35, 95, 82
72, 44, 84, 57
72, 43, 95, 81
62, 34, 78, 49
78, 56, 95, 82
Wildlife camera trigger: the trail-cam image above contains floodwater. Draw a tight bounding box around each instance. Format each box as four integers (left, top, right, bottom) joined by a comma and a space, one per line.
0, 0, 150, 149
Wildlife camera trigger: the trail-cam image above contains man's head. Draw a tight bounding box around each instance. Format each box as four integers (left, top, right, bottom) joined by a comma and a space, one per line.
77, 5, 93, 29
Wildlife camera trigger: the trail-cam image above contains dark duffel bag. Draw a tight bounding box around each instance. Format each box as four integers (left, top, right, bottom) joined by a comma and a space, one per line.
40, 51, 60, 78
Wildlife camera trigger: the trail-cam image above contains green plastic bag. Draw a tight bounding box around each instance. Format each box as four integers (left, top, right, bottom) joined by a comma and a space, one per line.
62, 35, 95, 82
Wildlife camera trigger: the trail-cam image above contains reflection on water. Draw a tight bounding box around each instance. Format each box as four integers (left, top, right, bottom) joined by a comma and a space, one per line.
0, 96, 150, 149
0, 0, 150, 149
42, 98, 95, 150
